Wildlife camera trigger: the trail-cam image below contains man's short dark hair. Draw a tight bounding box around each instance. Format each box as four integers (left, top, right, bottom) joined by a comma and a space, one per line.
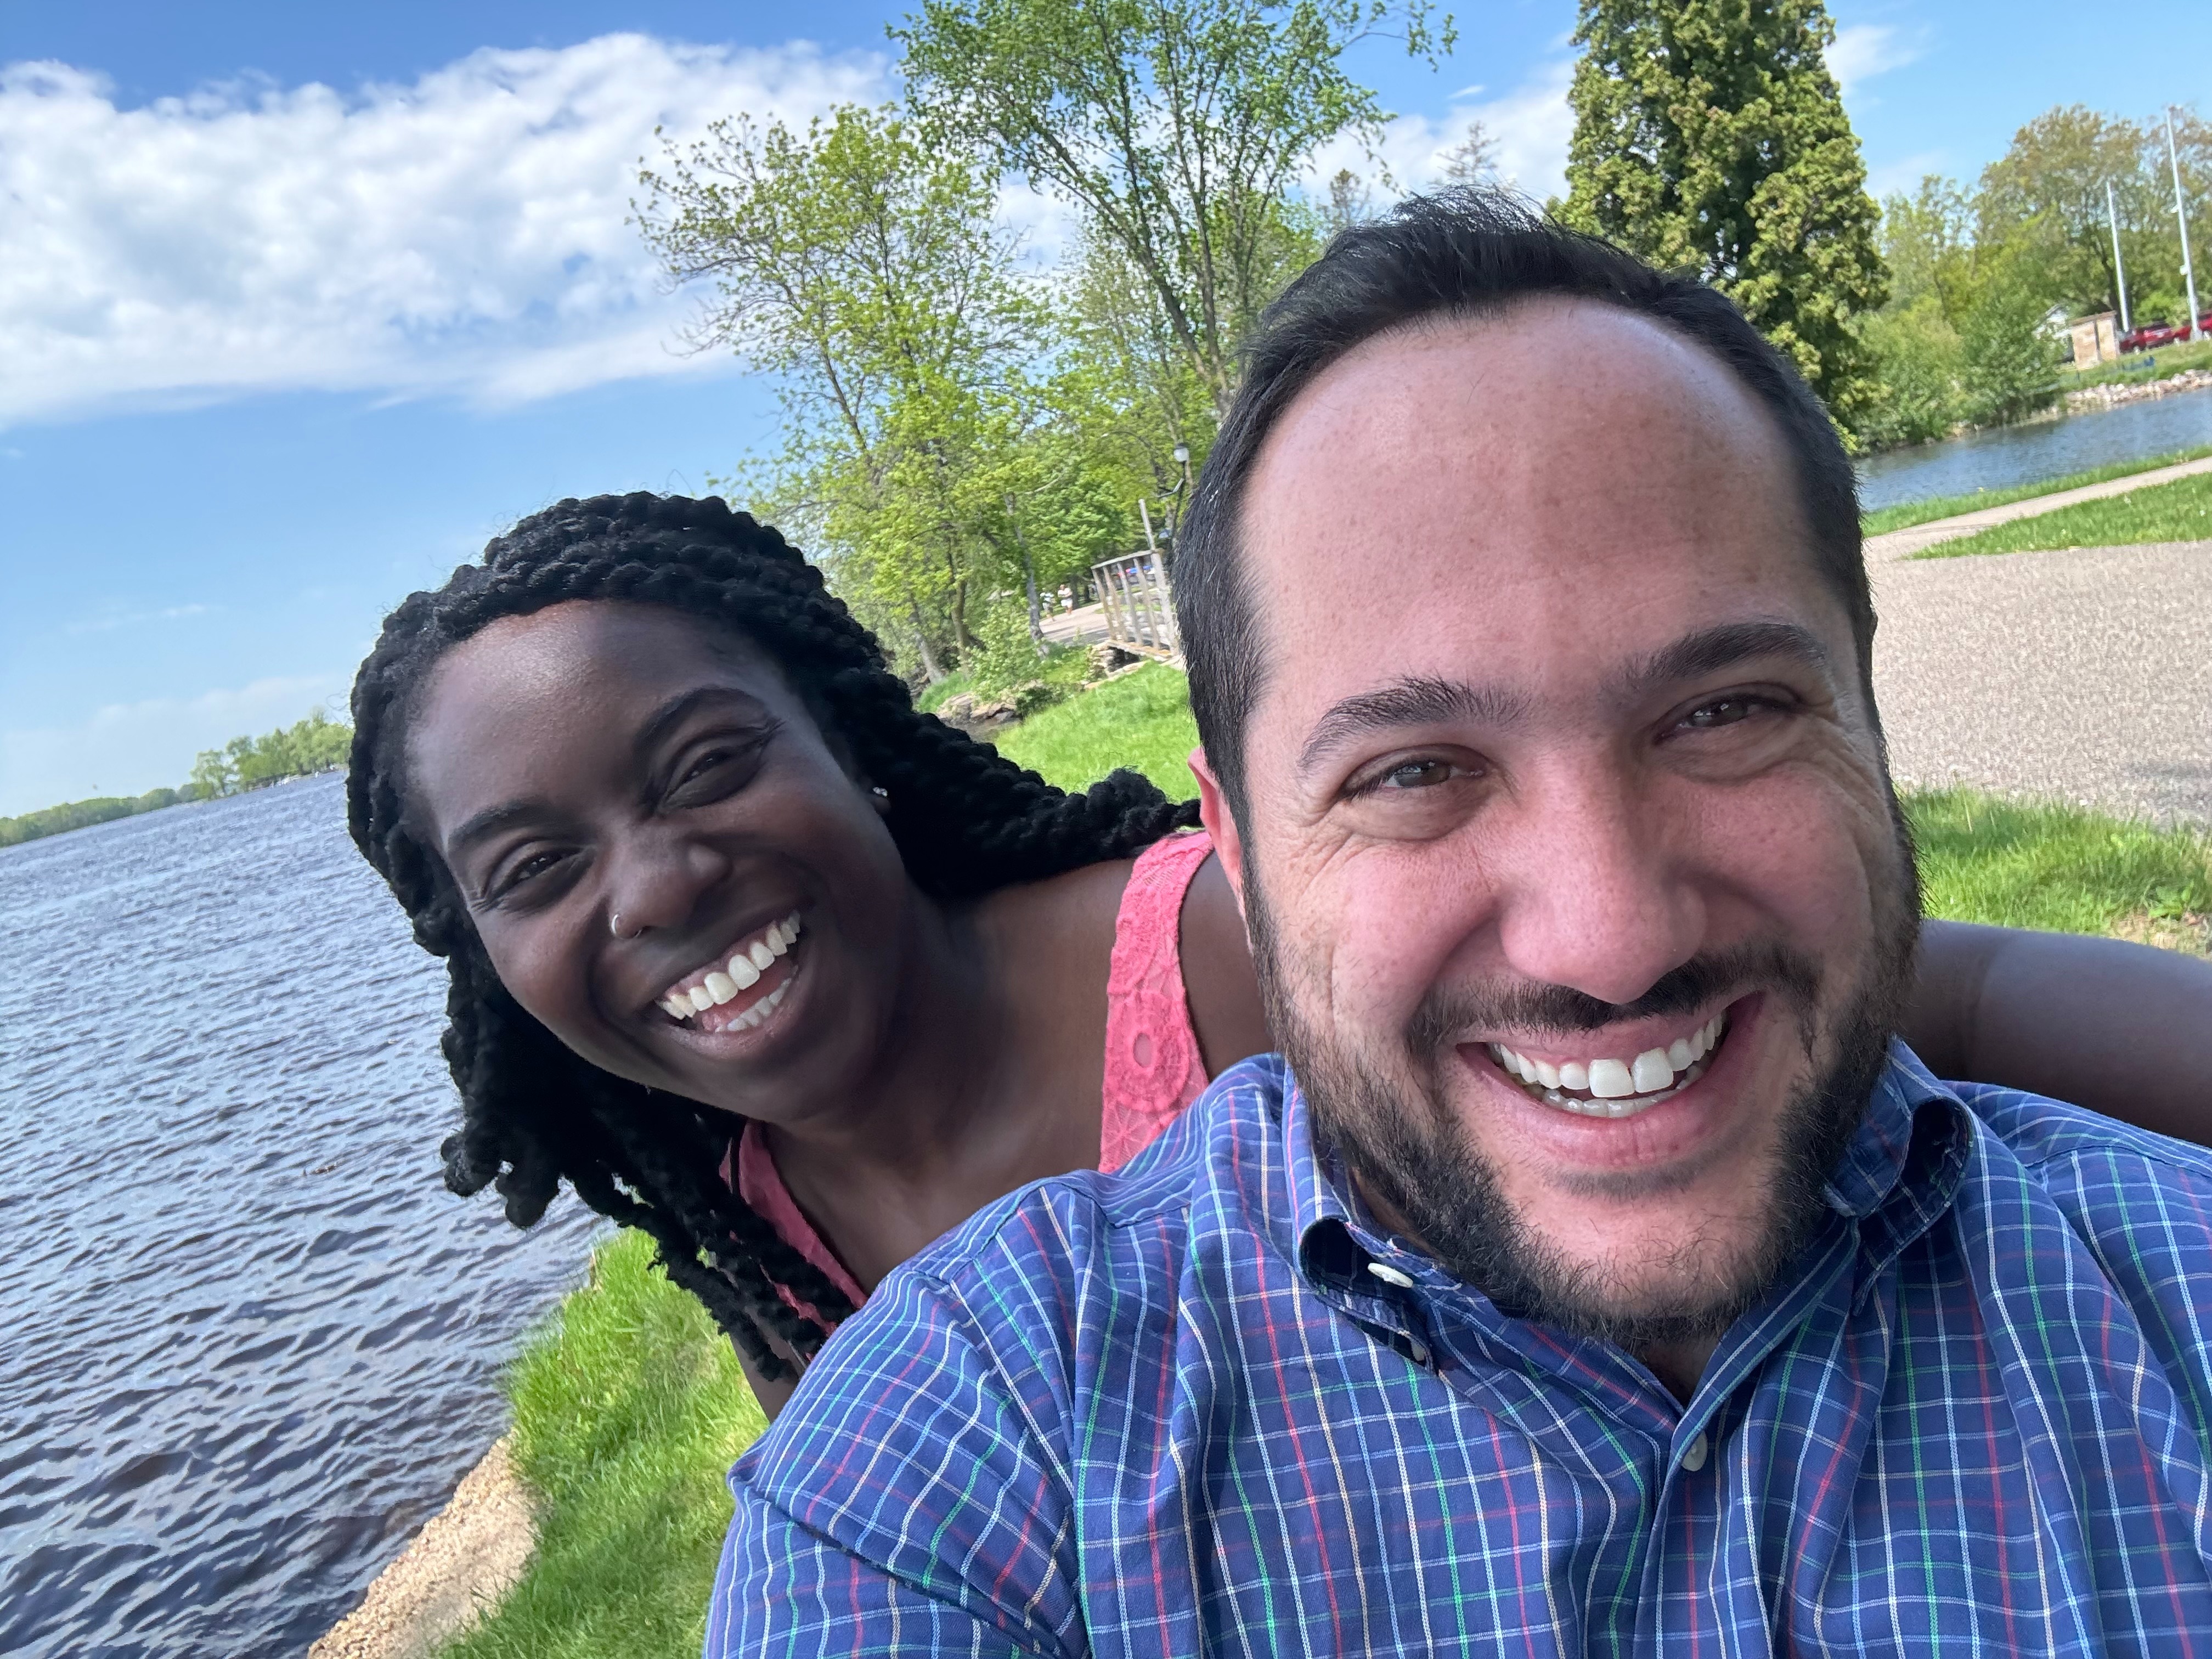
1173, 188, 1867, 820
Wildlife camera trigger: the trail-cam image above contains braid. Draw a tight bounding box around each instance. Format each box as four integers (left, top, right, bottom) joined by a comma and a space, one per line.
348, 492, 1197, 1375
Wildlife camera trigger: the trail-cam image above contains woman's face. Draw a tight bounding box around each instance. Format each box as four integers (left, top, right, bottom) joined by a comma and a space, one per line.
406, 599, 917, 1119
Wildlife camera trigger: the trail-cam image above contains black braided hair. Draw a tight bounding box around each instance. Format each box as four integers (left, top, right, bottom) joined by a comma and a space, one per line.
348, 493, 1198, 1375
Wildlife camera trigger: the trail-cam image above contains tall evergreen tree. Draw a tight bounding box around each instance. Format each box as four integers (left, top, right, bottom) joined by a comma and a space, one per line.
1560, 0, 1887, 438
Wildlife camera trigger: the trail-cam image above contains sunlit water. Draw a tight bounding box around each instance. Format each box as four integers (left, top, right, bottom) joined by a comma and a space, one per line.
0, 775, 603, 1658
1858, 381, 2212, 510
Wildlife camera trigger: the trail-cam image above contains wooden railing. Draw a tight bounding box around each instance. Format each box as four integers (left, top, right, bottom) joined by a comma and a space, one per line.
1091, 550, 1178, 659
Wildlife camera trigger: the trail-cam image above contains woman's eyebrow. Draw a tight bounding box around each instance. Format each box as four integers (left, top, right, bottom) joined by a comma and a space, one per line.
632, 685, 766, 758
445, 798, 546, 860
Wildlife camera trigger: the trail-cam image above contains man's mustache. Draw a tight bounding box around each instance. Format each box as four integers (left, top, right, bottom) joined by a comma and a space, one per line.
1405, 941, 1824, 1052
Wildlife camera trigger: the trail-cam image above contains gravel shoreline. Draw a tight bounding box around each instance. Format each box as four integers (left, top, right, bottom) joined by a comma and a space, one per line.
307, 1437, 535, 1659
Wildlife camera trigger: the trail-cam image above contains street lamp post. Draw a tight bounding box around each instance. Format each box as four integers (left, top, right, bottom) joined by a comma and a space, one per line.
2107, 179, 2132, 336
1165, 442, 1193, 556
2167, 107, 2201, 345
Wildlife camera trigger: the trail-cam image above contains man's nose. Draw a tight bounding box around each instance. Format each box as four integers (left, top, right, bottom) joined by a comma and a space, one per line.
1491, 769, 1703, 1009
602, 829, 732, 937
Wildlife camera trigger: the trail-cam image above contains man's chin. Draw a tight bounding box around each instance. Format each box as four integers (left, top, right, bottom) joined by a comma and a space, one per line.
1296, 978, 1898, 1355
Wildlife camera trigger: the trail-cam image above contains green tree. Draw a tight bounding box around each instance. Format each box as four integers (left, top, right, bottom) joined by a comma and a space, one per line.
190, 746, 238, 800
1956, 246, 2063, 427
1977, 105, 2155, 320
895, 0, 1453, 418
1559, 0, 1887, 438
636, 105, 1041, 679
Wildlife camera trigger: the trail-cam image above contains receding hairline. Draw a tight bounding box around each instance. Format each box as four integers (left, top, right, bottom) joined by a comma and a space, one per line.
1231, 290, 1819, 625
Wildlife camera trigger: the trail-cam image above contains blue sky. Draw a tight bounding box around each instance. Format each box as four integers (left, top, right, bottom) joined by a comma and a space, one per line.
2, 0, 2206, 815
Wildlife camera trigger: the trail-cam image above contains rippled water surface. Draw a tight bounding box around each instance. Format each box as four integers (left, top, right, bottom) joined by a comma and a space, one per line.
0, 775, 602, 1658
1859, 381, 2212, 509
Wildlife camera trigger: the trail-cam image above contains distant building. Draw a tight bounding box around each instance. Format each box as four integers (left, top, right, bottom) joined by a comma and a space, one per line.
2068, 311, 2121, 369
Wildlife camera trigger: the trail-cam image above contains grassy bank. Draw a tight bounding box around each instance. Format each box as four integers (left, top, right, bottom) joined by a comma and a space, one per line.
1921, 468, 2212, 557
1861, 442, 2212, 537
441, 1232, 764, 1659
439, 668, 2208, 1658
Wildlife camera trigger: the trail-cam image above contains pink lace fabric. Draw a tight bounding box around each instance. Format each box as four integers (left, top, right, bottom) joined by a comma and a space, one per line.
1097, 830, 1216, 1172
721, 827, 1219, 1320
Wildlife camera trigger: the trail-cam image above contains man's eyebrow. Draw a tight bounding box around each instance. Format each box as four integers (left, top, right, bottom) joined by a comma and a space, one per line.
1616, 619, 1835, 701
1297, 676, 1534, 776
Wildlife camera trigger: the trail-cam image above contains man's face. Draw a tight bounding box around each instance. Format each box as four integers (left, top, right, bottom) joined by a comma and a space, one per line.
1196, 300, 1918, 1349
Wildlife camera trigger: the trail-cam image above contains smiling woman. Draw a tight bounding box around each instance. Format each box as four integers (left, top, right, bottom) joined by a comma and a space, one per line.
346, 492, 1231, 1398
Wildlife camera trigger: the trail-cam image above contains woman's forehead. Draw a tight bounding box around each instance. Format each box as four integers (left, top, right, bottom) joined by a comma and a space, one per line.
405, 601, 798, 822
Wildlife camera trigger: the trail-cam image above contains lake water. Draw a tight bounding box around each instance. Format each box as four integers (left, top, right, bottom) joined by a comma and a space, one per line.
0, 774, 604, 1658
1857, 382, 2212, 510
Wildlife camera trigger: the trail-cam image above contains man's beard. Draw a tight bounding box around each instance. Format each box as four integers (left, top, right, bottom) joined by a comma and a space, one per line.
1247, 837, 1921, 1352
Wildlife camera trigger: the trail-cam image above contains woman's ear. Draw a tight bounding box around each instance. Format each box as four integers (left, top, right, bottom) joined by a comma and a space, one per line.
1189, 746, 1248, 923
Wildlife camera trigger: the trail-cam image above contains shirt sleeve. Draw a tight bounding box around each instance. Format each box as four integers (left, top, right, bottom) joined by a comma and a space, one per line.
703, 1251, 1088, 1659
706, 1488, 1053, 1657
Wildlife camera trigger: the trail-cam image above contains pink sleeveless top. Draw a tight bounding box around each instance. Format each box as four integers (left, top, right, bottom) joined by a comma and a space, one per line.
728, 830, 1218, 1325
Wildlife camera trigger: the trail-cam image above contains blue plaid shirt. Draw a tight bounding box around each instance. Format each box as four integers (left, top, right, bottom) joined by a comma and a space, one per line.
709, 1047, 2212, 1655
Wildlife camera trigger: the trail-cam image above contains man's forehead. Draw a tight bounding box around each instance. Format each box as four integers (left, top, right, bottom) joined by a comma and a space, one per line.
1233, 300, 1821, 715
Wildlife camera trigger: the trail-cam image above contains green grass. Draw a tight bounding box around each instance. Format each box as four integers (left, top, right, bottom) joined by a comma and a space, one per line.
995, 661, 1205, 797
439, 1230, 765, 1659
1861, 443, 2212, 537
1919, 467, 2212, 557
1907, 787, 2211, 935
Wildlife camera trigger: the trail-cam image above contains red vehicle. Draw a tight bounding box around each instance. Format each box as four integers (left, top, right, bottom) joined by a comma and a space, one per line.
2120, 314, 2211, 352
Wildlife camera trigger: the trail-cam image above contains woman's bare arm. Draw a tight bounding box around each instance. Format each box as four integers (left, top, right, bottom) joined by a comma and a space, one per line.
1905, 918, 2212, 1141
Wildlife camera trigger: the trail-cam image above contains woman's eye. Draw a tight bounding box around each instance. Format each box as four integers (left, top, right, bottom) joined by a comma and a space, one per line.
493, 850, 567, 898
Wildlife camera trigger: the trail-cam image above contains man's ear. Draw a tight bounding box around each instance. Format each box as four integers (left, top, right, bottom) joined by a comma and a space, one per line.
1190, 746, 1249, 921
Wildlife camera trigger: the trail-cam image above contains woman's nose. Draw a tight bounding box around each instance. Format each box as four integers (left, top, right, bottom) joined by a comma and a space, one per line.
601, 831, 732, 938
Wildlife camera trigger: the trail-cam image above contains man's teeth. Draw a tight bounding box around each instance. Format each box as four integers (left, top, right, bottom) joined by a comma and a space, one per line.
1487, 1014, 1728, 1118
657, 913, 803, 1022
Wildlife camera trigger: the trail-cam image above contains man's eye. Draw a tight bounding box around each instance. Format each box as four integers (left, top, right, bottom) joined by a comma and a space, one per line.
1679, 697, 1762, 731
1361, 757, 1470, 794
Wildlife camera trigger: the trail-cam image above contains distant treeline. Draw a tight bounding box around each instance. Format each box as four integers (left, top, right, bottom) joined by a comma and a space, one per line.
0, 710, 352, 850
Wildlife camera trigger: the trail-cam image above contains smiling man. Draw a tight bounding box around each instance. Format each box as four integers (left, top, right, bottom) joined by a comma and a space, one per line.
707, 194, 2212, 1653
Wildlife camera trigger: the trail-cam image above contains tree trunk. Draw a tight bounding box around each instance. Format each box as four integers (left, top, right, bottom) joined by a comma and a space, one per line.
909, 602, 946, 684
1007, 494, 1047, 656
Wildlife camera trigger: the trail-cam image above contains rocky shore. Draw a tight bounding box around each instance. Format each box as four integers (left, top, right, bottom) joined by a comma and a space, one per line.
307, 1438, 535, 1659
2066, 366, 2212, 413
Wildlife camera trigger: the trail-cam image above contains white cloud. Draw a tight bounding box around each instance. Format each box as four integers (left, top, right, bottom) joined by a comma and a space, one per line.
1307, 58, 1577, 208
1827, 23, 1925, 95
1866, 148, 1951, 202
0, 36, 886, 429
1, 672, 356, 814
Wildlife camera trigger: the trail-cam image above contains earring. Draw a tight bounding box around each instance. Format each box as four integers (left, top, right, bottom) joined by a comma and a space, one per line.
871, 786, 889, 801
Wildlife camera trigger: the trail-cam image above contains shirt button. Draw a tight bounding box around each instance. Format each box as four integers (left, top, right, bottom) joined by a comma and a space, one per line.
1679, 1431, 1709, 1472
1365, 1261, 1415, 1288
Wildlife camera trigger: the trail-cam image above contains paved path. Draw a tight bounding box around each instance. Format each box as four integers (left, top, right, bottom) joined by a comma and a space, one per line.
1866, 453, 2212, 559
1869, 538, 2212, 826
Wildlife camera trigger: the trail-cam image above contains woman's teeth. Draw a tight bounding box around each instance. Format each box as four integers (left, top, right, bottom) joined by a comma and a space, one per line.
1487, 1013, 1729, 1119
656, 913, 803, 1025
